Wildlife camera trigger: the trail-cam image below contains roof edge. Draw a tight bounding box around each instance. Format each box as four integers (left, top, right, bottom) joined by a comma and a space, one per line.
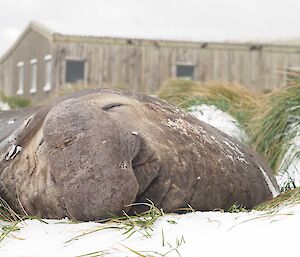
53, 33, 300, 52
0, 21, 54, 64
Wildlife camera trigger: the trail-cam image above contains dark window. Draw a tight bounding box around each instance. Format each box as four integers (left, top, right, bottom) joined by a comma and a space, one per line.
66, 60, 85, 83
176, 64, 195, 80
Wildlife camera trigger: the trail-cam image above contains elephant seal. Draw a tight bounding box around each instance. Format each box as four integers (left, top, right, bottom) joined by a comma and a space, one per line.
0, 88, 279, 221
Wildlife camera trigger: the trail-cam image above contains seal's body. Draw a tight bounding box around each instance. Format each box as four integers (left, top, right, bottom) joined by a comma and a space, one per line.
0, 89, 279, 221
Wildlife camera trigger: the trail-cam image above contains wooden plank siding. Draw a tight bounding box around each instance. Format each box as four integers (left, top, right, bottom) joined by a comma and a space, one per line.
53, 40, 300, 96
1, 24, 300, 105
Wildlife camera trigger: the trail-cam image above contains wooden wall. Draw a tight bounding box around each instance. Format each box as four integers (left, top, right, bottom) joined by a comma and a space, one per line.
53, 38, 300, 95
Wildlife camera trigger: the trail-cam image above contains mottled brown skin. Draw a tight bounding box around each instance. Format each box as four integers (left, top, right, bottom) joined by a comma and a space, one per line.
0, 89, 279, 221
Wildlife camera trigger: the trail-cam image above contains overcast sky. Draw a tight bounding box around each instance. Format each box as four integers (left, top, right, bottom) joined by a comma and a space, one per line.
1, 0, 300, 55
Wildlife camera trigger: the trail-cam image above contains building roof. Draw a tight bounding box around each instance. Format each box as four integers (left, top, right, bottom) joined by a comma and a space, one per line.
0, 22, 54, 63
1, 21, 300, 64
39, 20, 201, 42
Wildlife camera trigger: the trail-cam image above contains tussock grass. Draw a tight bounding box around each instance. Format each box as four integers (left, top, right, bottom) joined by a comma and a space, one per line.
157, 79, 259, 130
5, 96, 31, 109
0, 197, 22, 223
0, 91, 30, 109
255, 188, 300, 211
251, 82, 300, 175
0, 197, 23, 244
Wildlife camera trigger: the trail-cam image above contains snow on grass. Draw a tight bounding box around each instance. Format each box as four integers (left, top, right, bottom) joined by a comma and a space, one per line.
277, 133, 300, 189
0, 203, 299, 257
188, 104, 248, 142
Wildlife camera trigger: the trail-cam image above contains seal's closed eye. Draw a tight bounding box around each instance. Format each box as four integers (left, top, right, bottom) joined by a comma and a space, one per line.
102, 103, 125, 111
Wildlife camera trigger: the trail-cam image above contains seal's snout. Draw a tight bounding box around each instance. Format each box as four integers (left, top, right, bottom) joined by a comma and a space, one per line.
43, 99, 139, 221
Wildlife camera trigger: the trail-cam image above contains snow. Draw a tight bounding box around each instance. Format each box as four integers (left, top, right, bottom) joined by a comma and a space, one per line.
277, 134, 300, 188
0, 203, 299, 257
259, 166, 280, 197
188, 104, 248, 142
0, 101, 10, 111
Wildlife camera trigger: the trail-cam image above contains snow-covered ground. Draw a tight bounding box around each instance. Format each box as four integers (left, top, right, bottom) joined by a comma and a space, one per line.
0, 203, 299, 257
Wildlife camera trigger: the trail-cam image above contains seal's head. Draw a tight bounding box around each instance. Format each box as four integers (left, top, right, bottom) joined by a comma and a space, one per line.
43, 92, 146, 220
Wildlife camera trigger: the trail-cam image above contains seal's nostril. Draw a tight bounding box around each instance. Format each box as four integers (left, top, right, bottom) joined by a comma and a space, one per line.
102, 103, 125, 111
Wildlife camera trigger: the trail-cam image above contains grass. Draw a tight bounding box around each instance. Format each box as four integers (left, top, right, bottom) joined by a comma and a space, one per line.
0, 91, 31, 109
0, 197, 49, 244
226, 203, 248, 213
68, 201, 184, 257
0, 197, 24, 245
72, 190, 298, 256
227, 188, 300, 231
0, 197, 22, 223
65, 201, 165, 244
250, 81, 300, 176
76, 250, 111, 257
0, 223, 21, 244
0, 200, 167, 249
120, 236, 185, 257
156, 79, 259, 132
255, 187, 300, 212
77, 243, 185, 257
5, 96, 31, 109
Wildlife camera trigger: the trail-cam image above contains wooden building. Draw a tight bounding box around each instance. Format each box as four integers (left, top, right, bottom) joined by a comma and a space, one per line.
0, 21, 300, 104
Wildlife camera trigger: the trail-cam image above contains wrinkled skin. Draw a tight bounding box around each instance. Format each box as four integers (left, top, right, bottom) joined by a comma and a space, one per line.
0, 89, 279, 221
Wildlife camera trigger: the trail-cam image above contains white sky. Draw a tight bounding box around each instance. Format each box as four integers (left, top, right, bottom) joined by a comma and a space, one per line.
0, 0, 300, 55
